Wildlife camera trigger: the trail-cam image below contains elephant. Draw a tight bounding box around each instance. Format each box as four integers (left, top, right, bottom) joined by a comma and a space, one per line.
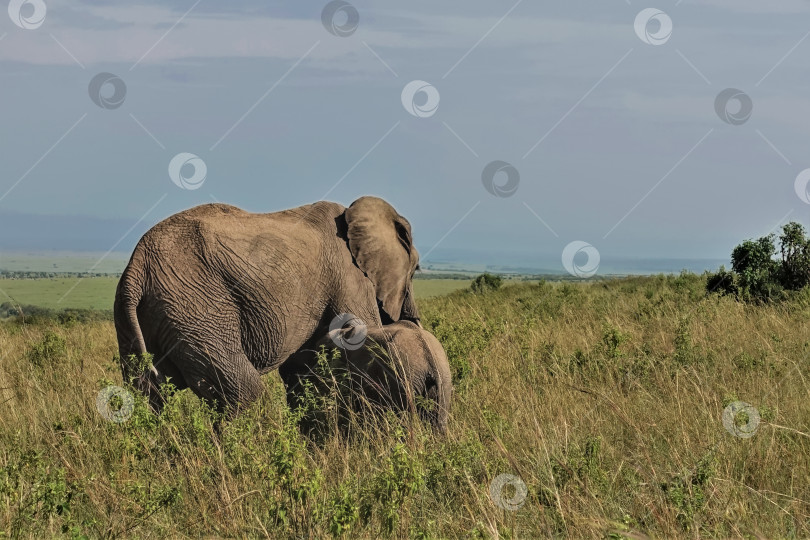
113, 196, 421, 415
279, 320, 452, 434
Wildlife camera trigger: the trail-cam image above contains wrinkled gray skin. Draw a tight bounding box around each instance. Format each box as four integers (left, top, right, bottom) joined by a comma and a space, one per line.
280, 321, 452, 433
114, 196, 420, 414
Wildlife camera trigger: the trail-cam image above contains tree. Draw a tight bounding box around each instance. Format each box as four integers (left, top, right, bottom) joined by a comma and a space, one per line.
778, 222, 810, 290
729, 234, 779, 301
708, 222, 810, 302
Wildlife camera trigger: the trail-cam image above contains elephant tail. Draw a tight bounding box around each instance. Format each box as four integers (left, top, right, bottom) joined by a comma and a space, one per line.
114, 250, 150, 380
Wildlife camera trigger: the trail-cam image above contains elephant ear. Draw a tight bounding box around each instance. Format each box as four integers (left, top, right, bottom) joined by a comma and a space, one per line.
345, 196, 417, 322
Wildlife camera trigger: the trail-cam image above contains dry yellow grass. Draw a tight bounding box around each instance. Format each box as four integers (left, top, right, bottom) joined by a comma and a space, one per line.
1, 274, 809, 538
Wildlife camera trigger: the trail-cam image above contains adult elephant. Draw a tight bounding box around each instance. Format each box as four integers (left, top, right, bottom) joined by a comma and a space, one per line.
113, 196, 420, 414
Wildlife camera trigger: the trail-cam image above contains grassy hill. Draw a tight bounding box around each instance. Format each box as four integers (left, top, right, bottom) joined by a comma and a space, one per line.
0, 275, 808, 538
0, 277, 472, 313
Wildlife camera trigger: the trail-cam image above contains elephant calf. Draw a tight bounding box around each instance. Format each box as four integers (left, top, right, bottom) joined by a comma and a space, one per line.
279, 321, 452, 433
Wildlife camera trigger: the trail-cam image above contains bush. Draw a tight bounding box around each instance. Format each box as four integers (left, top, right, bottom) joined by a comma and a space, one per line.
0, 303, 112, 325
705, 266, 737, 296
708, 222, 810, 302
26, 331, 67, 367
470, 273, 502, 294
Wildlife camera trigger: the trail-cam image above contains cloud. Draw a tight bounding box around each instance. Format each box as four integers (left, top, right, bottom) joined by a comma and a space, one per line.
0, 4, 630, 68
680, 0, 810, 14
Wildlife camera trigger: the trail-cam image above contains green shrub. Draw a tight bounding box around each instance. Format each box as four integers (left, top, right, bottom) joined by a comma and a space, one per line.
470, 273, 502, 294
0, 448, 85, 536
360, 429, 425, 536
705, 266, 737, 296
709, 222, 810, 302
600, 325, 628, 360
660, 453, 714, 531
423, 314, 492, 386
26, 331, 67, 367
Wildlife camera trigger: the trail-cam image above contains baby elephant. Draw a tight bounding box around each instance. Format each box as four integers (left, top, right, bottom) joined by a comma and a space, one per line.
279, 321, 452, 433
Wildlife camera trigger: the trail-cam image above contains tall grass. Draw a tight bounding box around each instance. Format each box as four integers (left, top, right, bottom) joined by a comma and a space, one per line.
1, 274, 808, 538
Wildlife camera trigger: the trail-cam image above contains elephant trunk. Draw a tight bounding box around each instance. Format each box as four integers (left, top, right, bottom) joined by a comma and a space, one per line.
400, 284, 421, 326
417, 354, 451, 435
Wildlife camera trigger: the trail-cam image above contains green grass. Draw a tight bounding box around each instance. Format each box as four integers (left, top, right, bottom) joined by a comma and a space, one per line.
412, 279, 471, 298
0, 252, 128, 274
0, 277, 118, 310
1, 277, 471, 311
1, 274, 809, 538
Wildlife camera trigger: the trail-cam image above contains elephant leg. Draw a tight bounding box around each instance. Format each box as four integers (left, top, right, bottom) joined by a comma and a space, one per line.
184, 350, 265, 417
278, 352, 320, 413
129, 357, 188, 415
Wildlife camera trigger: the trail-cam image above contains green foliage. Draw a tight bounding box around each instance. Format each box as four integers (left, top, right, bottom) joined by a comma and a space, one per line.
732, 235, 782, 301
550, 435, 608, 492
2, 277, 809, 538
120, 352, 154, 380
287, 346, 358, 440
705, 266, 737, 296
424, 439, 487, 501
262, 413, 323, 531
660, 453, 715, 531
359, 428, 425, 536
0, 448, 85, 537
423, 314, 492, 387
778, 222, 810, 289
673, 317, 694, 366
470, 273, 502, 294
26, 330, 67, 367
709, 222, 810, 302
325, 483, 360, 537
600, 325, 629, 360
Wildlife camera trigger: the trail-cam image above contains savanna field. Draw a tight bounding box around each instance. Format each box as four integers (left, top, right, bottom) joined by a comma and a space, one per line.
1, 274, 809, 539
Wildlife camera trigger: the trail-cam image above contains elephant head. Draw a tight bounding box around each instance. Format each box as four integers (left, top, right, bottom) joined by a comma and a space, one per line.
345, 196, 421, 325
281, 321, 452, 433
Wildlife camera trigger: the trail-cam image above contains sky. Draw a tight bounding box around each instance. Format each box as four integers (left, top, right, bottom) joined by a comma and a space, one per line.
1, 0, 810, 273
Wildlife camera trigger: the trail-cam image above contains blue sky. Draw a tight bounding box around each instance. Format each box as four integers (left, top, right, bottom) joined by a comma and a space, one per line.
1, 0, 809, 271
